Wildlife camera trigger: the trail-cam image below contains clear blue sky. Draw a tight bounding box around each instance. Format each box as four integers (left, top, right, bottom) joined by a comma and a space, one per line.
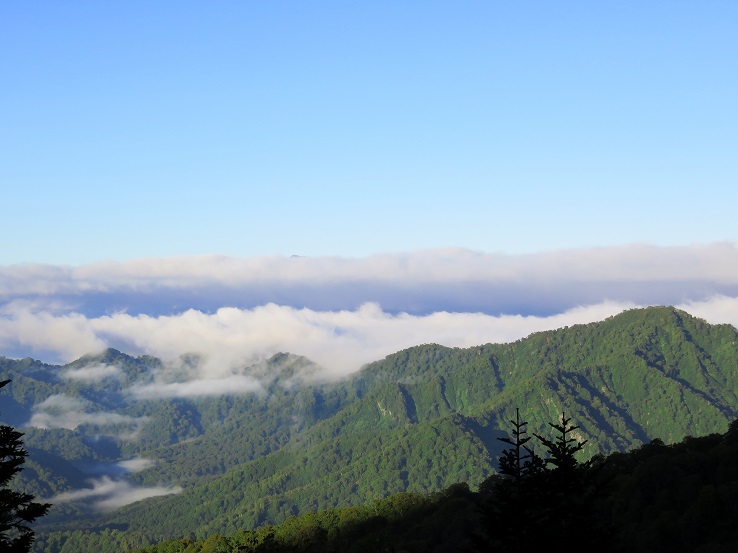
3, 1, 737, 265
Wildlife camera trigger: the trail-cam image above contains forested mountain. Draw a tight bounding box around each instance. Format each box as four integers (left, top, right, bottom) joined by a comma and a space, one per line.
125, 418, 738, 553
1, 306, 737, 552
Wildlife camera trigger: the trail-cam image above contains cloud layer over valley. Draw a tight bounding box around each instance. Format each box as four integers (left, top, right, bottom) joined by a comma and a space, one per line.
50, 457, 182, 511
29, 394, 148, 433
2, 245, 738, 392
4, 244, 733, 516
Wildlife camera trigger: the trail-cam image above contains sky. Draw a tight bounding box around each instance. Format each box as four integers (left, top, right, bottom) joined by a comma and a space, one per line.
3, 1, 737, 264
2, 2, 737, 375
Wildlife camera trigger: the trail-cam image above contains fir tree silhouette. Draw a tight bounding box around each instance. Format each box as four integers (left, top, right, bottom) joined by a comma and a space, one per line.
0, 380, 50, 552
477, 410, 616, 552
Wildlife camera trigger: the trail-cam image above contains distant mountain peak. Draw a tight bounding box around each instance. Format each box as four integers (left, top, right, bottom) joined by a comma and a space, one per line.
67, 347, 133, 367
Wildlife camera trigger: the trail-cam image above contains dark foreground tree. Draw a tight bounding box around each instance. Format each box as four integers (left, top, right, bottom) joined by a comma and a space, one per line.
478, 410, 617, 552
476, 408, 546, 551
0, 380, 50, 552
531, 412, 607, 549
497, 408, 546, 485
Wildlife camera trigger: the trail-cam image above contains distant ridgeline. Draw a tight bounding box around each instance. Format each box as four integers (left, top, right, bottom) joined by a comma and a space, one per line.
1, 306, 737, 552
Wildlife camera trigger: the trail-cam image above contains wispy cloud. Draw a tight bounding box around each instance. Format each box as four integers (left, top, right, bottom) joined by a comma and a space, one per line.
28, 394, 147, 431
50, 476, 182, 511
116, 458, 156, 473
62, 363, 123, 383
130, 374, 264, 399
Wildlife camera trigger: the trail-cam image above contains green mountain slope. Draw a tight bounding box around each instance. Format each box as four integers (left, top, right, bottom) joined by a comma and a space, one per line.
118, 419, 738, 553
2, 306, 737, 551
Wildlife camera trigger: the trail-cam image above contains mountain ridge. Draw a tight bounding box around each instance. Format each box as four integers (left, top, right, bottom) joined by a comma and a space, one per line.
2, 306, 738, 551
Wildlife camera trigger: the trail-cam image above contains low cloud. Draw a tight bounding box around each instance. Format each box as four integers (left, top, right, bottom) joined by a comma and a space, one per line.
0, 305, 108, 360
6, 297, 737, 393
676, 295, 738, 329
62, 363, 123, 383
28, 394, 147, 431
131, 374, 264, 399
116, 458, 156, 473
50, 476, 181, 511
6, 301, 644, 385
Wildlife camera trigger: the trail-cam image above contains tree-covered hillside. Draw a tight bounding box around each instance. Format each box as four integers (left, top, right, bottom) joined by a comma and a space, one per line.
122, 418, 738, 553
1, 306, 736, 551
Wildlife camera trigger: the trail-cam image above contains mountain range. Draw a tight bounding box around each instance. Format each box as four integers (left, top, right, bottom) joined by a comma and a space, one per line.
2, 306, 737, 552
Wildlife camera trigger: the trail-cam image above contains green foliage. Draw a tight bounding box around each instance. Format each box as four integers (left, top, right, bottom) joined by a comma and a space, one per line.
2, 306, 737, 551
126, 483, 477, 553
128, 417, 738, 553
601, 421, 738, 552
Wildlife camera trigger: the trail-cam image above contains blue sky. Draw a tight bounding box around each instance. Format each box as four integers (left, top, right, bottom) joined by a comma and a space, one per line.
3, 2, 737, 265
2, 3, 738, 369
2, 6, 738, 516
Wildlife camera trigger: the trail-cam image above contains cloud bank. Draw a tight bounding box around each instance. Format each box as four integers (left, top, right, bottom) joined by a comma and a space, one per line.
2, 244, 737, 318
1, 245, 737, 394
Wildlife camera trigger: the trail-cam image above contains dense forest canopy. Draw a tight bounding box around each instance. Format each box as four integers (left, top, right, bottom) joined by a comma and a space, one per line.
0, 306, 736, 551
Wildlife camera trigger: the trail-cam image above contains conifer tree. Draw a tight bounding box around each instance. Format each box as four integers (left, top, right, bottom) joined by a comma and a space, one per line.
497, 408, 546, 485
478, 410, 614, 552
476, 409, 545, 551
532, 412, 610, 550
534, 412, 590, 475
0, 380, 50, 552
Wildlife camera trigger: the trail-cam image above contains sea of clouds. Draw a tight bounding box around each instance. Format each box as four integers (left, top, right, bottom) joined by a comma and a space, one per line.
3, 244, 738, 509
1, 244, 737, 388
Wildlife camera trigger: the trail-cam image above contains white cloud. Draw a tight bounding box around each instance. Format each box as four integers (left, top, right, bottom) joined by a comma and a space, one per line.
1, 244, 736, 319
676, 295, 738, 329
116, 458, 156, 473
28, 394, 147, 431
50, 476, 181, 511
2, 243, 737, 294
7, 297, 735, 394
0, 305, 107, 360
62, 363, 123, 383
4, 301, 630, 383
130, 375, 264, 399
1, 245, 736, 397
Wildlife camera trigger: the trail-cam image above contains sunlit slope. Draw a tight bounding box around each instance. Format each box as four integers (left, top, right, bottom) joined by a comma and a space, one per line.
55, 306, 738, 541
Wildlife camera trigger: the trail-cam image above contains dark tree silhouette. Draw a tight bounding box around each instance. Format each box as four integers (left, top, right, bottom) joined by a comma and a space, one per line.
477, 410, 616, 552
476, 409, 545, 552
534, 412, 590, 475
0, 380, 50, 552
497, 408, 546, 484
531, 412, 614, 550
